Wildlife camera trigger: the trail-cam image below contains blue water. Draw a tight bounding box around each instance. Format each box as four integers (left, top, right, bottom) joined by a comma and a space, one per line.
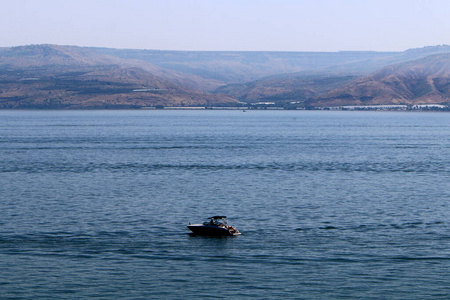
1, 110, 449, 299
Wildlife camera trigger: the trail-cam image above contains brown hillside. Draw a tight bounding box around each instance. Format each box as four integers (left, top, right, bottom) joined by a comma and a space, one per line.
0, 45, 237, 109
312, 53, 450, 106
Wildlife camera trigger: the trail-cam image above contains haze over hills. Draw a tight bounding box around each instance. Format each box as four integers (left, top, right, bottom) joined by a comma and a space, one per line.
93, 48, 395, 88
0, 45, 237, 108
96, 45, 450, 88
210, 45, 450, 105
0, 44, 449, 109
312, 53, 450, 106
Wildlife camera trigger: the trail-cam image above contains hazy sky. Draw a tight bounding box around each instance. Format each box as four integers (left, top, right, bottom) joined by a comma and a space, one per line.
1, 0, 449, 52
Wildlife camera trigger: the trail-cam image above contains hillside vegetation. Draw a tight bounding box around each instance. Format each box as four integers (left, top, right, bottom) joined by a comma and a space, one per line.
0, 45, 236, 108
312, 53, 450, 106
0, 44, 449, 108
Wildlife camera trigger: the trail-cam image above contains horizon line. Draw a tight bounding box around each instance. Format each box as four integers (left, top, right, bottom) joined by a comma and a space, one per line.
2, 43, 450, 53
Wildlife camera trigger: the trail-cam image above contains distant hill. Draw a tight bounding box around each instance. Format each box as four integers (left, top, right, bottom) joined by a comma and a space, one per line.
316, 45, 450, 74
1, 44, 450, 109
312, 53, 450, 106
94, 48, 397, 89
0, 45, 237, 109
211, 45, 450, 104
213, 71, 359, 104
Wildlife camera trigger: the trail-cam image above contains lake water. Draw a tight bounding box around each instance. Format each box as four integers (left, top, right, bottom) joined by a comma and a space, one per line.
0, 110, 449, 299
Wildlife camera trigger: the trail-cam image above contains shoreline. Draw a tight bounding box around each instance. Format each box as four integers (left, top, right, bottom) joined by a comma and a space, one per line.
0, 106, 449, 112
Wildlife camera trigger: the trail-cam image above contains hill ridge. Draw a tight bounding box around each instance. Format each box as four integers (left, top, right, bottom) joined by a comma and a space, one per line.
1, 44, 450, 108
312, 53, 450, 106
0, 45, 237, 109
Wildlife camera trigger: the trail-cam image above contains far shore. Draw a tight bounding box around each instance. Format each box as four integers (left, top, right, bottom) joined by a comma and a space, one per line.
0, 104, 449, 112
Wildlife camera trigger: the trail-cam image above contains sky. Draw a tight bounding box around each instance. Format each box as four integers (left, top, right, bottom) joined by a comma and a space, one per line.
1, 0, 449, 52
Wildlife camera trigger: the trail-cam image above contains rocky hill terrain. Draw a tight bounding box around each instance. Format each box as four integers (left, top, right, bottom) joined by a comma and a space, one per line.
210, 45, 450, 105
94, 48, 394, 89
1, 44, 449, 109
213, 72, 359, 103
0, 45, 237, 109
311, 53, 450, 106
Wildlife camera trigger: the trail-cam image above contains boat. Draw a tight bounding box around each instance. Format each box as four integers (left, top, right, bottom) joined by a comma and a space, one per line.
187, 216, 241, 236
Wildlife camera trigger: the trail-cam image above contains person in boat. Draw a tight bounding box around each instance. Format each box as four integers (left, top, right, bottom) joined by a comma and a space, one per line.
188, 216, 241, 236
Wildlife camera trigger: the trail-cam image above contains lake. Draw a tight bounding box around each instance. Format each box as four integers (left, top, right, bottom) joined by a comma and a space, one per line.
1, 110, 449, 299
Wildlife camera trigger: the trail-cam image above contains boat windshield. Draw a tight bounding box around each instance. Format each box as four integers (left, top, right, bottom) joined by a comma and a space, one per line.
205, 217, 228, 226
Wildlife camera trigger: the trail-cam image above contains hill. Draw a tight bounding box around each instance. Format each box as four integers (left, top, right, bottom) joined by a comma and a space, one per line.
1, 44, 450, 109
94, 48, 397, 89
0, 45, 237, 109
312, 53, 450, 106
211, 45, 450, 105
213, 71, 359, 104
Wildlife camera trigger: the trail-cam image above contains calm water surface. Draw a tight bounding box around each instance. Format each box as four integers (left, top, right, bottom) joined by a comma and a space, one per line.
0, 110, 449, 299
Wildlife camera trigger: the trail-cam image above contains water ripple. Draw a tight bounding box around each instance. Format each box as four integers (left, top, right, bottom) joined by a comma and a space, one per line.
1, 161, 448, 174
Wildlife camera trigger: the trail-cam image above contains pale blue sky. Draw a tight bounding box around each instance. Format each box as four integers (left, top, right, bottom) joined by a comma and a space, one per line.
1, 0, 449, 51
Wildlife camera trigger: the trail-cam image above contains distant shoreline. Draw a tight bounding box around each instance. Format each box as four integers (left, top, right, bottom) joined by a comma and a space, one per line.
1, 105, 449, 112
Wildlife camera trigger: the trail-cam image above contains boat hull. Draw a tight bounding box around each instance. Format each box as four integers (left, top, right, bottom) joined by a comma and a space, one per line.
187, 224, 240, 236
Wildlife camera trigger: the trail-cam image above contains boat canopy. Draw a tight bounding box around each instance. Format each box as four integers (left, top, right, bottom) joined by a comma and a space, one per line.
208, 216, 227, 219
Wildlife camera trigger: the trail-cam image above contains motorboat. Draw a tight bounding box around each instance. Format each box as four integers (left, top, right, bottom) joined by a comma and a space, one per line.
187, 216, 241, 236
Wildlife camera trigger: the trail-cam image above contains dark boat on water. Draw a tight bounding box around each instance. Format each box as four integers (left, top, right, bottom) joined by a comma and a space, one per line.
187, 216, 241, 236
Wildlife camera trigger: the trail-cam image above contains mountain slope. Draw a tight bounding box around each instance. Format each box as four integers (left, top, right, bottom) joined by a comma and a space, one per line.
212, 45, 450, 104
214, 72, 358, 104
94, 48, 397, 88
1, 44, 450, 109
312, 53, 450, 106
0, 45, 237, 108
